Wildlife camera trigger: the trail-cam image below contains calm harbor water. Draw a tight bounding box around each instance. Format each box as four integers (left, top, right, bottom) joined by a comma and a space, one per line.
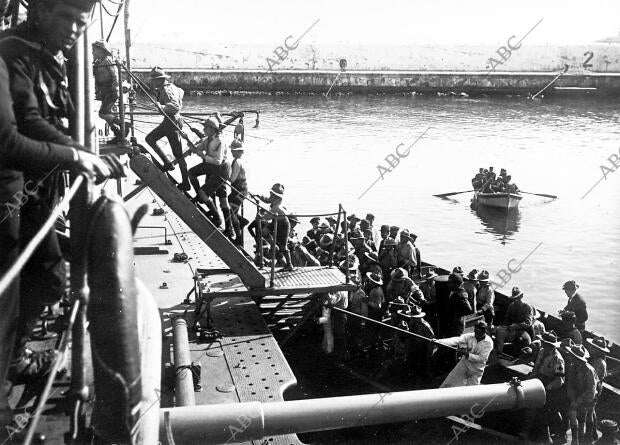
175, 94, 620, 340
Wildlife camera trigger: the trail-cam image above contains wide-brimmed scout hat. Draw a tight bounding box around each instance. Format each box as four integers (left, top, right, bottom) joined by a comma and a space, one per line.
398, 304, 425, 319
364, 251, 379, 264
538, 331, 560, 347
148, 66, 171, 79
203, 117, 220, 130
269, 183, 284, 197
586, 336, 610, 354
366, 271, 383, 286
477, 270, 490, 282
568, 344, 590, 363
349, 230, 365, 241
319, 233, 333, 247
509, 286, 524, 299
466, 269, 479, 281
562, 280, 579, 291
230, 139, 244, 151
391, 268, 408, 281
388, 297, 408, 312
600, 420, 619, 434
92, 40, 113, 56
423, 269, 438, 280
384, 237, 397, 247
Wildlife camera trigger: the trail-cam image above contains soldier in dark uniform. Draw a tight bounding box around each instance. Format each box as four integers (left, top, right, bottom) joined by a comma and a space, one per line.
92, 39, 124, 143
0, 0, 122, 425
306, 217, 321, 243
144, 67, 190, 191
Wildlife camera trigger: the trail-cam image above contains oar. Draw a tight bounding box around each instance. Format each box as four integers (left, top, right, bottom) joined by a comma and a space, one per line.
433, 189, 475, 198
520, 191, 558, 199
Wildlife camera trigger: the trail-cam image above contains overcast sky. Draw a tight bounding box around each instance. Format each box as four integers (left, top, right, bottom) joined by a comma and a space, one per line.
105, 0, 620, 46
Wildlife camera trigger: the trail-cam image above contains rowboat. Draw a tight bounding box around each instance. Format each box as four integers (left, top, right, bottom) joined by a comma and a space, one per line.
473, 191, 522, 210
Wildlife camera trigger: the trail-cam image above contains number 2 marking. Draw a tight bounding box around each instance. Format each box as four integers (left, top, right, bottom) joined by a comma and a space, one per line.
583, 51, 594, 69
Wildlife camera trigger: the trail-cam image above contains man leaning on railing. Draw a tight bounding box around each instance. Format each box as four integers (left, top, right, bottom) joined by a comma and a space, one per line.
0, 0, 123, 432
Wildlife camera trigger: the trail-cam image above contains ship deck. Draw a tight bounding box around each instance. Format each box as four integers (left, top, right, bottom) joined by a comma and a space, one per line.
128, 187, 305, 445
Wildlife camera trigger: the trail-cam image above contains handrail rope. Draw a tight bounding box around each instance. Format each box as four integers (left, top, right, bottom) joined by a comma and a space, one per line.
0, 175, 85, 297
23, 299, 81, 445
330, 306, 460, 353
100, 0, 122, 17
104, 0, 124, 41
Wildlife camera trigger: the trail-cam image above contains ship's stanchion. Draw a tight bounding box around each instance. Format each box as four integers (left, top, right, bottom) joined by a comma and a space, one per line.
343, 209, 350, 283
256, 210, 264, 268
172, 318, 197, 406
159, 380, 546, 444
270, 218, 278, 287
327, 205, 343, 266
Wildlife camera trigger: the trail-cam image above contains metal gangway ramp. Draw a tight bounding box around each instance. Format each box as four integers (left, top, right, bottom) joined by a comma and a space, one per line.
128, 154, 266, 289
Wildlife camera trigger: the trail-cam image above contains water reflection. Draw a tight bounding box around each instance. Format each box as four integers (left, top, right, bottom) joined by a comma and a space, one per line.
470, 201, 521, 244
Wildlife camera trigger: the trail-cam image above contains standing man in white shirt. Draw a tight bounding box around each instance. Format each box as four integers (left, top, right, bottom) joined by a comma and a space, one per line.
438, 321, 493, 388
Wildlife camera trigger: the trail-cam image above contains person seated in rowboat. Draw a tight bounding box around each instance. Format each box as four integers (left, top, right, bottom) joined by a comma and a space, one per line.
499, 168, 507, 179
438, 321, 493, 388
306, 217, 322, 244
396, 229, 419, 277
402, 304, 435, 383
557, 310, 583, 345
379, 237, 398, 286
531, 309, 546, 338
386, 268, 425, 306
486, 166, 496, 181
389, 225, 400, 240
326, 216, 338, 231
494, 177, 507, 193
361, 251, 382, 277
472, 168, 486, 189
347, 214, 361, 233
362, 229, 377, 252
349, 230, 371, 264
566, 345, 600, 445
463, 269, 478, 314
347, 276, 368, 356
475, 270, 495, 326
378, 224, 390, 251
504, 175, 520, 194
562, 280, 588, 332
481, 177, 495, 193
495, 286, 534, 355
365, 272, 385, 321
520, 331, 566, 443
289, 240, 320, 267
445, 273, 473, 337
585, 336, 609, 443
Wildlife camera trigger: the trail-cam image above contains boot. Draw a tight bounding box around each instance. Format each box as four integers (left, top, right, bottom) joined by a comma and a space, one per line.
108, 125, 123, 144
221, 207, 234, 238
231, 212, 243, 245
203, 199, 222, 227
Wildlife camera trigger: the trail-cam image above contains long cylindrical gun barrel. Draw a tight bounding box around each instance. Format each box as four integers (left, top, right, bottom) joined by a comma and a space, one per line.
159, 379, 545, 444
